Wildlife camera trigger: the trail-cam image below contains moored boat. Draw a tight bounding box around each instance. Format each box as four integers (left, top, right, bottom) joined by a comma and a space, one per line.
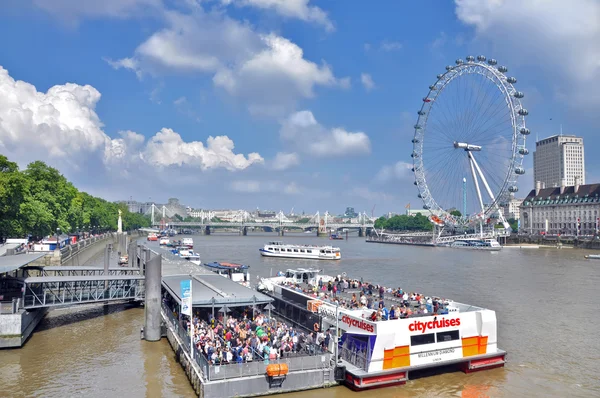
159, 237, 170, 245
147, 233, 158, 242
118, 255, 128, 266
438, 238, 502, 251
585, 254, 600, 259
257, 268, 506, 390
202, 262, 251, 287
259, 241, 341, 260
330, 233, 344, 240
181, 237, 193, 249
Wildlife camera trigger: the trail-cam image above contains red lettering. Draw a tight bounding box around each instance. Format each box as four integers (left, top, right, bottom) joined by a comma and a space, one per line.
341, 315, 374, 333
408, 318, 461, 333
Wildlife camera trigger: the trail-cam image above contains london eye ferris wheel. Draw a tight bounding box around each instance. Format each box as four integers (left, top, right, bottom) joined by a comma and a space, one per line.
412, 55, 530, 229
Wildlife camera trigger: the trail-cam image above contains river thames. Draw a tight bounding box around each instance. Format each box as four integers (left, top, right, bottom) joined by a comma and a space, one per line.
1, 233, 599, 397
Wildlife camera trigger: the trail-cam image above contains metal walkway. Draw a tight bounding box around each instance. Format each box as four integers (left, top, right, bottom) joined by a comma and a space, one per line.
21, 266, 142, 277
21, 275, 145, 309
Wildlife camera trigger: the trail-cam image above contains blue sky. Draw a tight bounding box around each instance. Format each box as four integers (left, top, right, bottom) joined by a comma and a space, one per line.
0, 0, 598, 216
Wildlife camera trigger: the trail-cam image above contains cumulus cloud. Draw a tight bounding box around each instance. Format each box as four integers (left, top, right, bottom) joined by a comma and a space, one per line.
0, 65, 263, 174
361, 73, 375, 91
108, 10, 346, 116
455, 0, 600, 107
375, 161, 413, 183
272, 152, 300, 170
222, 0, 334, 31
280, 110, 371, 157
142, 129, 263, 170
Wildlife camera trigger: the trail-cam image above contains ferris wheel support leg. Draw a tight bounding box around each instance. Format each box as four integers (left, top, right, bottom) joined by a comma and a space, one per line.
468, 153, 486, 216
469, 152, 510, 231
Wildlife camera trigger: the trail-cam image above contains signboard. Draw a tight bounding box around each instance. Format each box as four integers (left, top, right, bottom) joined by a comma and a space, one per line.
180, 279, 192, 317
317, 303, 337, 319
340, 314, 376, 334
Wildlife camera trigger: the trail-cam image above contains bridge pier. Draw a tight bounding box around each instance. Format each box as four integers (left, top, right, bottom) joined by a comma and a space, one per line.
358, 227, 366, 238
278, 228, 285, 237
241, 226, 247, 236
144, 252, 162, 342
204, 226, 211, 236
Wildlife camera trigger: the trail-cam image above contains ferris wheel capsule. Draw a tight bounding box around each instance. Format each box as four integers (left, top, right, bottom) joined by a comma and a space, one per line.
498, 66, 508, 73
519, 147, 529, 155
518, 109, 529, 116
455, 59, 464, 65
466, 55, 475, 62
488, 59, 498, 65
507, 77, 517, 84
514, 91, 524, 98
520, 127, 530, 135
515, 167, 525, 175
418, 110, 426, 115
477, 55, 486, 62
446, 65, 453, 71
437, 74, 443, 79
508, 186, 519, 193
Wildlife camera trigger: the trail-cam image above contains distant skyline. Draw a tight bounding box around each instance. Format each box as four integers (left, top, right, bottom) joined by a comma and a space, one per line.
1, 0, 599, 215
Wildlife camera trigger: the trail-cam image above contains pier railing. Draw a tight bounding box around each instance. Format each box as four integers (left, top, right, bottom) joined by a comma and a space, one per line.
162, 302, 331, 381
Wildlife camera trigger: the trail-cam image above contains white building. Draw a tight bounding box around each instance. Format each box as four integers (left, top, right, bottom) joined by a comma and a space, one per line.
501, 198, 523, 220
520, 179, 600, 236
533, 134, 585, 188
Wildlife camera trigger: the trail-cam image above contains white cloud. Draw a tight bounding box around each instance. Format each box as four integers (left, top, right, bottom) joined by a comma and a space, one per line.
380, 41, 402, 51
110, 10, 345, 116
361, 73, 375, 91
376, 161, 413, 183
222, 0, 334, 31
455, 0, 600, 107
229, 180, 302, 194
143, 129, 263, 170
32, 0, 161, 24
280, 110, 371, 157
0, 65, 262, 173
272, 152, 300, 170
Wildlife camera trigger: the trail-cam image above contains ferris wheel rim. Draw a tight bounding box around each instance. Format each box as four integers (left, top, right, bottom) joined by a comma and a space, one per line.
412, 57, 528, 226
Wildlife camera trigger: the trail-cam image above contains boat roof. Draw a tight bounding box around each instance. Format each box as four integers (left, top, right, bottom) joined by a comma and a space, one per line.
265, 242, 340, 250
285, 268, 323, 273
204, 262, 249, 270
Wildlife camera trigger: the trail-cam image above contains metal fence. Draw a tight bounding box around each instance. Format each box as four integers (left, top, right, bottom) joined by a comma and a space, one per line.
161, 303, 331, 381
60, 233, 113, 259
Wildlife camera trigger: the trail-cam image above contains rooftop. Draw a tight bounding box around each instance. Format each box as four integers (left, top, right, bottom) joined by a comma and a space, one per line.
162, 274, 273, 308
0, 253, 47, 274
523, 183, 600, 205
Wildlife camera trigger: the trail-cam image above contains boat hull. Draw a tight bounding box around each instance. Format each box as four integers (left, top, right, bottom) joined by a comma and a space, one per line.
437, 245, 502, 251
259, 248, 341, 260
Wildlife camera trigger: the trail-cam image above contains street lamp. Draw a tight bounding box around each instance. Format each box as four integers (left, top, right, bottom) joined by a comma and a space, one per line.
56, 227, 61, 250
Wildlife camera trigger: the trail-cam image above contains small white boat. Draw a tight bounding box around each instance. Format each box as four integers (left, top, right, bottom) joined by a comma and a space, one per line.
259, 241, 341, 260
159, 237, 170, 245
585, 254, 600, 259
181, 237, 193, 249
177, 248, 201, 265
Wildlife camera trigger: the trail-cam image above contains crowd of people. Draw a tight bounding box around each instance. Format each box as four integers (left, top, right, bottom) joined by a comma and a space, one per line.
164, 294, 330, 366
281, 275, 452, 322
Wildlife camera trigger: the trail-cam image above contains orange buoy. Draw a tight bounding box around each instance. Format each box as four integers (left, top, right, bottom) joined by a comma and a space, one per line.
266, 363, 289, 377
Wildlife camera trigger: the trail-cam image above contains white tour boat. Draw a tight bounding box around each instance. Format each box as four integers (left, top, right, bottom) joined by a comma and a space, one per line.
202, 262, 251, 287
439, 238, 502, 251
257, 269, 506, 390
259, 241, 341, 260
585, 254, 600, 259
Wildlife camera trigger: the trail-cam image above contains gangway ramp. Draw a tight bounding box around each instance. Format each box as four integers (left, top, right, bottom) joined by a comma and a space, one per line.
21, 274, 145, 309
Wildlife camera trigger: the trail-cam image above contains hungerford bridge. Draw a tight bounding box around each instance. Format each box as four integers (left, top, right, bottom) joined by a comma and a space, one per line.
149, 211, 375, 236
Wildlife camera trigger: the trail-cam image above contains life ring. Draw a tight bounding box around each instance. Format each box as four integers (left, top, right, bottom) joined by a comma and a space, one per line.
313, 323, 319, 332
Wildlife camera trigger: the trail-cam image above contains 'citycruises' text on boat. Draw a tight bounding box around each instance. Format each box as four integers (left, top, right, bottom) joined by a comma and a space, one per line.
259, 241, 341, 260
202, 262, 251, 287
257, 268, 506, 390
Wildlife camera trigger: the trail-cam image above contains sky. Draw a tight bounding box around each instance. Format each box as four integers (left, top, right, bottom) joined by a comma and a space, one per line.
0, 0, 599, 216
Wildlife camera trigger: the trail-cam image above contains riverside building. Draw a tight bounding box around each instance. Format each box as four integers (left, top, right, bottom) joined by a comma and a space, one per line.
533, 134, 585, 188
520, 179, 600, 236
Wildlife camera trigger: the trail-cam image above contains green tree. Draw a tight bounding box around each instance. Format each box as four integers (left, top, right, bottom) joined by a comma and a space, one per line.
0, 155, 28, 239
450, 210, 462, 217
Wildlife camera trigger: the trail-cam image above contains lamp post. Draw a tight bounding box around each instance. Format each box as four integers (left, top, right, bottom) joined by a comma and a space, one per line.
56, 227, 61, 251
335, 302, 340, 364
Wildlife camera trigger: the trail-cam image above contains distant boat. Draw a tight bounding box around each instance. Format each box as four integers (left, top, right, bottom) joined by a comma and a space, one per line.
259, 241, 341, 260
329, 233, 344, 240
585, 254, 600, 259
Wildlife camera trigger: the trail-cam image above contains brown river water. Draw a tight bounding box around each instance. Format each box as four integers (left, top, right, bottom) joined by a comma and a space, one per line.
1, 233, 599, 398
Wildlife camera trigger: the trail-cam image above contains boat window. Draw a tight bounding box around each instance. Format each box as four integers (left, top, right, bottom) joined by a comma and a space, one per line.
275, 248, 279, 251
268, 247, 273, 251
410, 333, 435, 346
320, 250, 325, 253
287, 249, 292, 252
300, 249, 305, 253
436, 330, 460, 342
293, 249, 298, 252
307, 250, 312, 254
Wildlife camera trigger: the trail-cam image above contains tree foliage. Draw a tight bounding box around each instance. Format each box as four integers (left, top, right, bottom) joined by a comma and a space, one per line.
374, 213, 433, 231
0, 155, 150, 240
